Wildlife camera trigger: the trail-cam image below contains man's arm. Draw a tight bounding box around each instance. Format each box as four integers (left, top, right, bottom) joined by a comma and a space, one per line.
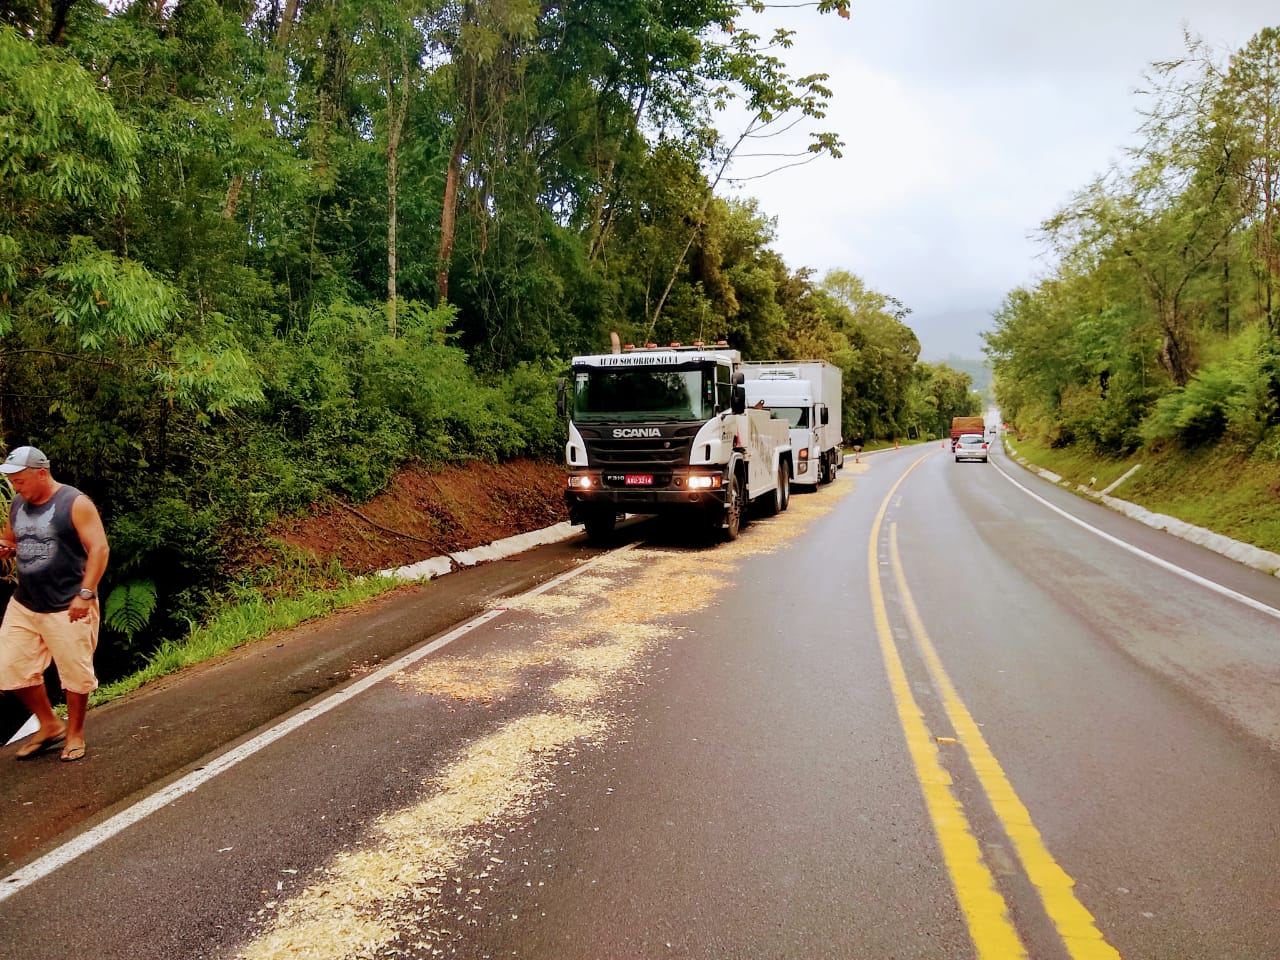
71, 494, 109, 593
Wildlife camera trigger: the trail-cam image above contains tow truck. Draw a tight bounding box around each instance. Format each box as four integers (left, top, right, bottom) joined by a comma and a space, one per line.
558, 344, 793, 543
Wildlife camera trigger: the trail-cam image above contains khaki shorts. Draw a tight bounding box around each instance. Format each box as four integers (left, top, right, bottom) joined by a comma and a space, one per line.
0, 598, 100, 695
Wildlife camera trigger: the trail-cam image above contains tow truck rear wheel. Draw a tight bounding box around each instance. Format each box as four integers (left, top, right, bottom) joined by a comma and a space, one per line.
780, 463, 791, 511
583, 509, 617, 544
763, 464, 788, 516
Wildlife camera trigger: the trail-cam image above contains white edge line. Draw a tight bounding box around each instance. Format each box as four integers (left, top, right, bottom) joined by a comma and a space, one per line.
5, 715, 39, 747
991, 459, 1280, 622
0, 544, 633, 902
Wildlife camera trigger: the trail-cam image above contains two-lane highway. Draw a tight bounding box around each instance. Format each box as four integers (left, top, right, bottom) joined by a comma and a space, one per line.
3, 445, 1277, 958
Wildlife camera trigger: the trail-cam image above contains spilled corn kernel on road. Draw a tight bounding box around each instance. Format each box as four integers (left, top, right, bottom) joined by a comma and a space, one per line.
239, 487, 842, 959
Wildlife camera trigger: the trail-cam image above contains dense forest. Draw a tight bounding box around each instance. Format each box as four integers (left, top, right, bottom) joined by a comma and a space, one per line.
1, 1, 980, 671
986, 28, 1280, 457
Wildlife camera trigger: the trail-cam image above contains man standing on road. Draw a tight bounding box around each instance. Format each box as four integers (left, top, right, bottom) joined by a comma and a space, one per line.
851, 431, 864, 463
0, 446, 109, 762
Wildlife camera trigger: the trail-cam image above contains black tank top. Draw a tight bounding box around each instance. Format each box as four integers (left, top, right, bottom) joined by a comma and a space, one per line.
10, 485, 88, 613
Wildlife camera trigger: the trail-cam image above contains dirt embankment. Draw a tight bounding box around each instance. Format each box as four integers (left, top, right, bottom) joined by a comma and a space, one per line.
269, 459, 569, 576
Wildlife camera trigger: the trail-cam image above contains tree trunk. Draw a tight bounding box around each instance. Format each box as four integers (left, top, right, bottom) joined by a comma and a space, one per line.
387, 137, 399, 337
1158, 302, 1192, 387
585, 159, 615, 263
222, 175, 244, 220
275, 0, 301, 47
436, 131, 466, 303
1222, 257, 1230, 336
47, 0, 77, 45
380, 40, 411, 335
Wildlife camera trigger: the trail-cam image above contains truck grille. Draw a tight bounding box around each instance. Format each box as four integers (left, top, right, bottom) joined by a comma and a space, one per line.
577, 425, 701, 470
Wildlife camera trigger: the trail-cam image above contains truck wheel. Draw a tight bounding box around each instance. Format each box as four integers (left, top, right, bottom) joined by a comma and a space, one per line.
763, 465, 787, 516
583, 510, 617, 544
722, 473, 743, 540
780, 464, 791, 511
818, 454, 832, 485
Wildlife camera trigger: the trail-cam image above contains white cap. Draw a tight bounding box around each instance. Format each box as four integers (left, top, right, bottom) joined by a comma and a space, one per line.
0, 446, 50, 474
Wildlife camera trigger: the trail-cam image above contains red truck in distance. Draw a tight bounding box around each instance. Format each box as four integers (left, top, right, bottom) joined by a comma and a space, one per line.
950, 416, 985, 451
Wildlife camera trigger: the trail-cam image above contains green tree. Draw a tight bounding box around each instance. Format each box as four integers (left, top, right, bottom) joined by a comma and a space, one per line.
1218, 27, 1280, 336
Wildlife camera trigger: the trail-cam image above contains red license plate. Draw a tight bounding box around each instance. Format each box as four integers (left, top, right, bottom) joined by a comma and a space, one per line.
625, 474, 654, 486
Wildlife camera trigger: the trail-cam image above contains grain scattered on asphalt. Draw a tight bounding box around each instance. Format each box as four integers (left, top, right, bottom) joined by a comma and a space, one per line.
237, 473, 853, 959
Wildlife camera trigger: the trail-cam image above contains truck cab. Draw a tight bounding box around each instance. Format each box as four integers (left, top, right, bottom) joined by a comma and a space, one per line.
559, 345, 791, 542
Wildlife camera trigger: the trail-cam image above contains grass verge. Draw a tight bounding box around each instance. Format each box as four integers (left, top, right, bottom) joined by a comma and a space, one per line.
89, 575, 404, 707
1006, 434, 1280, 554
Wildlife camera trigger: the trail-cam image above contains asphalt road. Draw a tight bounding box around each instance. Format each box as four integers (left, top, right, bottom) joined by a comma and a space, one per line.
2, 445, 1278, 959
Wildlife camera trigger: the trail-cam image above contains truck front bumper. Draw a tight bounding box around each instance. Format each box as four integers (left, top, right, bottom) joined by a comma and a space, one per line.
564, 469, 730, 523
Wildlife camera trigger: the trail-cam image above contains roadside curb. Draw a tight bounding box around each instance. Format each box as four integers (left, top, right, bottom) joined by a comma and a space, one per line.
378, 521, 582, 581
1005, 442, 1280, 579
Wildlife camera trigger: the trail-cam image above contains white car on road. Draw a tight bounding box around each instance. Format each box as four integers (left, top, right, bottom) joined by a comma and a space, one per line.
954, 433, 989, 463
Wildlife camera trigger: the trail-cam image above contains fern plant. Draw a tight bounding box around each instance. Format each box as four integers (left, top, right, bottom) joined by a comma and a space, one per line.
104, 579, 157, 640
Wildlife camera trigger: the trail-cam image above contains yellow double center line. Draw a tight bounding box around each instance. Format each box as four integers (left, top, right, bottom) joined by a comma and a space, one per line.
868, 455, 1121, 960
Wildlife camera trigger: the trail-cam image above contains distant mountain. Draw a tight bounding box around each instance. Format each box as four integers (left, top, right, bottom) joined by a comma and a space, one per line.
908, 307, 995, 362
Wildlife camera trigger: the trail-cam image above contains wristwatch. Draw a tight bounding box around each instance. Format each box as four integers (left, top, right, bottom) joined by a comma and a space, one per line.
77, 587, 97, 600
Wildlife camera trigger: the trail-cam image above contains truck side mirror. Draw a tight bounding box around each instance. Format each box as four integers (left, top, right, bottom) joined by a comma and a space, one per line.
731, 384, 746, 415
556, 378, 567, 418
820, 405, 829, 426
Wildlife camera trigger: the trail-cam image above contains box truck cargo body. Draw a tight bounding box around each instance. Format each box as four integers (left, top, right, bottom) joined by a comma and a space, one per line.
741, 361, 843, 487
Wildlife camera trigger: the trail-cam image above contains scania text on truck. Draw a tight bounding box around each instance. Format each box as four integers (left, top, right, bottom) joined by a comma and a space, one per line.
741, 360, 843, 487
557, 345, 793, 543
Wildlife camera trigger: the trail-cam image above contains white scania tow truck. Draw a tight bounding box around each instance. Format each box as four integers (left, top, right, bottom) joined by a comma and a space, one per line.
557, 344, 793, 543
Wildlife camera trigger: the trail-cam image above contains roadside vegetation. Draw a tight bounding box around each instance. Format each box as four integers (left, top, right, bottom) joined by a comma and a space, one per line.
989, 28, 1280, 551
2, 4, 982, 689
1008, 432, 1280, 555
89, 574, 400, 706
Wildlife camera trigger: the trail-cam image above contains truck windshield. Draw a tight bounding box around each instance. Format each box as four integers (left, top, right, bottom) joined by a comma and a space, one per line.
768, 406, 809, 428
572, 367, 713, 423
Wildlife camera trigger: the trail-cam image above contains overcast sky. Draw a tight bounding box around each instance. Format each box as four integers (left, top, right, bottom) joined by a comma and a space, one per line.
719, 1, 1278, 360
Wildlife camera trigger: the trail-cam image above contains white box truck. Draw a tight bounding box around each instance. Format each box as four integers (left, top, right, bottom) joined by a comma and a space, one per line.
741, 360, 843, 487
557, 345, 793, 543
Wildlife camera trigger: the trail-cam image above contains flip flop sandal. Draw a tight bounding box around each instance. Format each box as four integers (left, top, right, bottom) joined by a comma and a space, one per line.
15, 732, 67, 760
60, 744, 87, 763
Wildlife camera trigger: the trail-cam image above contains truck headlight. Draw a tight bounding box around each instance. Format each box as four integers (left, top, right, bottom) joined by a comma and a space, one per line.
567, 475, 594, 489
687, 475, 722, 490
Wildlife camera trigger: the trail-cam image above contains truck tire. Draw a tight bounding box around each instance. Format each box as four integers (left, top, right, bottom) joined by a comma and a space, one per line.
721, 472, 744, 540
818, 454, 832, 485
583, 509, 617, 544
762, 465, 787, 516
780, 463, 791, 511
